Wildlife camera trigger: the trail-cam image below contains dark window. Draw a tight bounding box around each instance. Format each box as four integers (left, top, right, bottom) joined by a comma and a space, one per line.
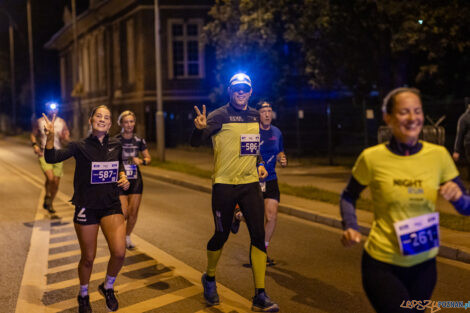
172, 24, 183, 36
170, 21, 202, 78
173, 41, 184, 61
187, 41, 198, 61
187, 24, 198, 36
188, 63, 199, 76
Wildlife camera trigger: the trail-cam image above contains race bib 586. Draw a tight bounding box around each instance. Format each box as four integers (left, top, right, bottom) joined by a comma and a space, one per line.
240, 134, 260, 156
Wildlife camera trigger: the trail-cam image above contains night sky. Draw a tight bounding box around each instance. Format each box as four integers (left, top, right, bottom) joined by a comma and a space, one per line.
0, 0, 89, 119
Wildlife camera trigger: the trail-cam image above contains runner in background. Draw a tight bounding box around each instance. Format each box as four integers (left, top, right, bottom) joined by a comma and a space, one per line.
340, 87, 470, 313
116, 110, 151, 250
231, 101, 287, 267
30, 101, 70, 213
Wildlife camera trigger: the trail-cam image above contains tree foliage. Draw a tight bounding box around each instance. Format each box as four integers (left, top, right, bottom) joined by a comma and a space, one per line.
204, 0, 470, 101
202, 0, 301, 104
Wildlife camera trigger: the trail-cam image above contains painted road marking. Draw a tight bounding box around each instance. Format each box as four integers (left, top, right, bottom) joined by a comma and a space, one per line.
6, 158, 252, 312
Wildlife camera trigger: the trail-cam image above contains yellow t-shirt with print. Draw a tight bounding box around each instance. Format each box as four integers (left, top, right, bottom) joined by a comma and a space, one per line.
352, 141, 458, 267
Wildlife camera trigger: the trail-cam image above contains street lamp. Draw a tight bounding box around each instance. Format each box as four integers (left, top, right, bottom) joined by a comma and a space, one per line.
27, 0, 36, 119
154, 0, 165, 161
0, 9, 16, 132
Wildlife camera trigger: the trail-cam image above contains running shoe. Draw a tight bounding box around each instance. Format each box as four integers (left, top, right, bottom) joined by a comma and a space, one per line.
43, 195, 56, 214
98, 283, 118, 311
266, 256, 277, 267
77, 295, 92, 313
252, 292, 280, 312
126, 237, 136, 250
201, 273, 219, 306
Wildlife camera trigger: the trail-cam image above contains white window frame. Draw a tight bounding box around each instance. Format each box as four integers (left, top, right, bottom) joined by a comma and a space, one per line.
167, 18, 205, 79
113, 22, 122, 89
97, 29, 106, 91
126, 18, 136, 84
81, 38, 90, 92
60, 55, 66, 99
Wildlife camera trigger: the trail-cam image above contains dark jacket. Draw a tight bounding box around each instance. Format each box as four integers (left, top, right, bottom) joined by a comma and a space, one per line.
45, 134, 124, 210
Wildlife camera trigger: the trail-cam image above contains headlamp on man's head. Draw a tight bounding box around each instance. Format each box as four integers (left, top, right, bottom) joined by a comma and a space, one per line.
46, 101, 59, 111
229, 73, 252, 89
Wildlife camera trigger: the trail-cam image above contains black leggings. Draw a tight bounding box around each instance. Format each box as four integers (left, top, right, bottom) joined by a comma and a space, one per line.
362, 251, 437, 313
208, 182, 266, 252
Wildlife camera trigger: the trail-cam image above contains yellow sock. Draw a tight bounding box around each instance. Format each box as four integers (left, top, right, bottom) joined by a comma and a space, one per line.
250, 245, 267, 289
206, 249, 223, 277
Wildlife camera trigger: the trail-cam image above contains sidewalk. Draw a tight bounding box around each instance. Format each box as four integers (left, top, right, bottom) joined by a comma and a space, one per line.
142, 147, 470, 265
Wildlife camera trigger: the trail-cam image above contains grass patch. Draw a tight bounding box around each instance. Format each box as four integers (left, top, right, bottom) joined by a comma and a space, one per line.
151, 158, 470, 232
279, 182, 373, 211
291, 155, 357, 168
440, 213, 470, 232
279, 183, 340, 205
150, 159, 212, 179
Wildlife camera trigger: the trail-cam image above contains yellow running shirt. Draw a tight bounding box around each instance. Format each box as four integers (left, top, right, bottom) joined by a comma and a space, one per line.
191, 104, 260, 185
352, 141, 458, 267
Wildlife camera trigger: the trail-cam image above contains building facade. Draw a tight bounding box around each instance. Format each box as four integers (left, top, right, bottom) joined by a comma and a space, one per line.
45, 0, 214, 144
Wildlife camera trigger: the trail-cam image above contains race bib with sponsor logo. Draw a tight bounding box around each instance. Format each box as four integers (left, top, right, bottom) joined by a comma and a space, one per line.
240, 134, 260, 156
124, 164, 138, 180
393, 212, 439, 256
90, 161, 119, 184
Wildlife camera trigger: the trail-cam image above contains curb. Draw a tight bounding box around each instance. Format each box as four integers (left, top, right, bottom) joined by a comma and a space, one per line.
144, 169, 470, 265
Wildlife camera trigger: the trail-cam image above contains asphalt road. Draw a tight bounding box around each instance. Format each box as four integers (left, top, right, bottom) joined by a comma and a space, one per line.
2, 138, 470, 313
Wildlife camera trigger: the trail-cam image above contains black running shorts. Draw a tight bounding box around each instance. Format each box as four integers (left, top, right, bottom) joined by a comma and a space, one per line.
262, 179, 280, 202
73, 206, 123, 225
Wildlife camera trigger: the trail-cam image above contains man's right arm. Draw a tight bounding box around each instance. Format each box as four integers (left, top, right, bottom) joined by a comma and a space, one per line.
190, 111, 222, 147
30, 120, 41, 155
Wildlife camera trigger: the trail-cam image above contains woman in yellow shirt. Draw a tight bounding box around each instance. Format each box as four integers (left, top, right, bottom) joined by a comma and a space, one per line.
340, 87, 470, 313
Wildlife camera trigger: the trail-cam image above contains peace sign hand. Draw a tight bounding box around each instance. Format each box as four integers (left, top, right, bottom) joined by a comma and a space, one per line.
193, 105, 207, 130
42, 113, 56, 137
42, 113, 56, 149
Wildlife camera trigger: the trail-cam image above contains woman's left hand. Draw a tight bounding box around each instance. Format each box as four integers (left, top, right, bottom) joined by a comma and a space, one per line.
118, 176, 130, 190
132, 157, 143, 165
440, 181, 462, 202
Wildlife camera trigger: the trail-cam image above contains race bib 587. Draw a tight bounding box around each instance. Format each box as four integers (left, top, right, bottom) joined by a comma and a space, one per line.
90, 161, 119, 184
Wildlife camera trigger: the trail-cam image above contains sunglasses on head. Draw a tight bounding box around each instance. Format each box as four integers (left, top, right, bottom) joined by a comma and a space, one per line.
231, 84, 251, 93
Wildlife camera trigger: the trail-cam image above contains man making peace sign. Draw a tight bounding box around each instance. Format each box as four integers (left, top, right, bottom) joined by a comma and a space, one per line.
190, 73, 279, 312
30, 102, 70, 213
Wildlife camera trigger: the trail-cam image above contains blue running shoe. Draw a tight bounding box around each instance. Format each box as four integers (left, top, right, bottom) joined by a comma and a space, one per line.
201, 273, 219, 305
252, 292, 279, 312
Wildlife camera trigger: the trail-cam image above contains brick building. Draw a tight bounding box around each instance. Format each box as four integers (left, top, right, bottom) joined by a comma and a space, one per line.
45, 0, 214, 144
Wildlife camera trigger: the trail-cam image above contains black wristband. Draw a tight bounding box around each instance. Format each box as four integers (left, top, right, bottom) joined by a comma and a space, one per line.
32, 142, 37, 147
143, 159, 147, 165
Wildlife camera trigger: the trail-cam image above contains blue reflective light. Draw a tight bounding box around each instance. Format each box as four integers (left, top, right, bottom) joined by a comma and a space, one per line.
46, 101, 58, 110
418, 19, 423, 25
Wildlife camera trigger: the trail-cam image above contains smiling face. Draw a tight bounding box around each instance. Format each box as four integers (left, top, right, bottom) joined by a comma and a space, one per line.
229, 84, 252, 110
121, 114, 135, 134
384, 91, 423, 145
89, 107, 112, 135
